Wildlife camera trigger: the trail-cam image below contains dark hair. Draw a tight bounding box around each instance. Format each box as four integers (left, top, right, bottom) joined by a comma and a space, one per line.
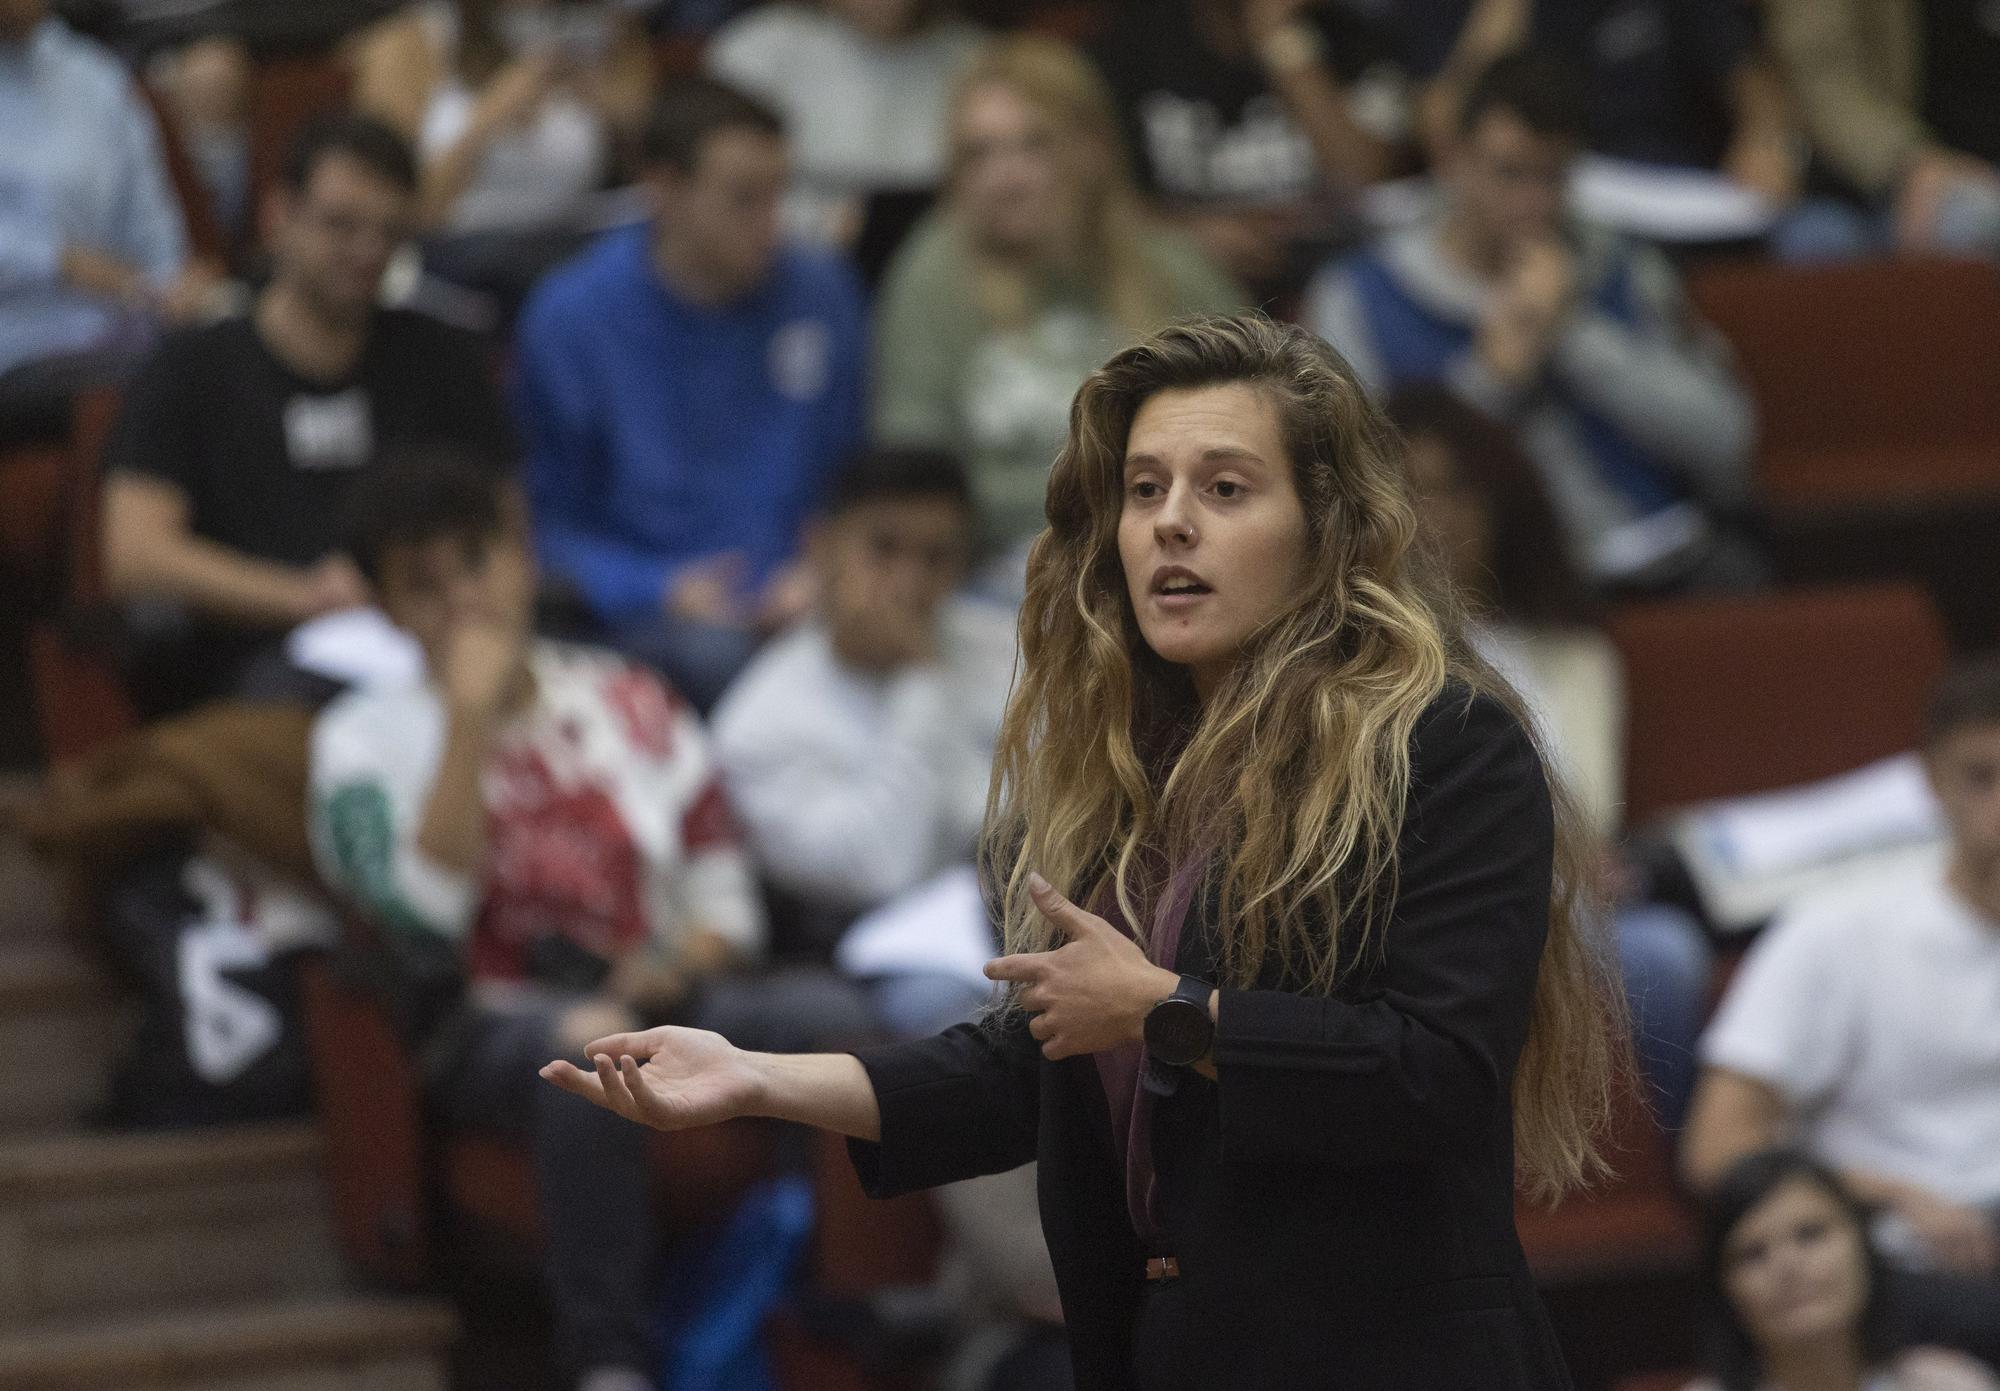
1458, 49, 1589, 143
824, 446, 975, 519
280, 112, 419, 196
642, 74, 784, 174
1926, 653, 2000, 747
1698, 1149, 1899, 1391
1383, 383, 1596, 627
342, 445, 515, 587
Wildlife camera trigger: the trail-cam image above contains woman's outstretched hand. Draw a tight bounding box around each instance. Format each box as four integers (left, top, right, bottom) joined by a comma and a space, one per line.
540, 1026, 764, 1132
984, 873, 1180, 1061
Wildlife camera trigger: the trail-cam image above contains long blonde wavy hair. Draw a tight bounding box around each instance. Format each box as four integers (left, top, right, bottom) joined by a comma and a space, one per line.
946, 35, 1183, 336
983, 313, 1629, 1200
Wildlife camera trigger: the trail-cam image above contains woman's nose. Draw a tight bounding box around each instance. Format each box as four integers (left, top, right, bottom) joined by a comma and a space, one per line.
1153, 484, 1195, 545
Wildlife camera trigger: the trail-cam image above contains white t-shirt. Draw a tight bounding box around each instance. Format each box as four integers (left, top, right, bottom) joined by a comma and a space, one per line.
1700, 849, 2000, 1206
710, 599, 1015, 914
705, 5, 984, 244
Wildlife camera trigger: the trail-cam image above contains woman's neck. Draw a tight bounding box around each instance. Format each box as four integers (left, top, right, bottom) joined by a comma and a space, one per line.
1762, 1336, 1868, 1391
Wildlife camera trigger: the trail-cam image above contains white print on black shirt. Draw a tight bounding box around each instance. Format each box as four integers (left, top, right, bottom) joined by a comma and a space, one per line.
1139, 92, 1314, 204
282, 389, 374, 471
769, 318, 833, 402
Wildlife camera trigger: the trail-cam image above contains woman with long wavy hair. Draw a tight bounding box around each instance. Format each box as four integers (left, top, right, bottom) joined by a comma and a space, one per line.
542, 311, 1628, 1390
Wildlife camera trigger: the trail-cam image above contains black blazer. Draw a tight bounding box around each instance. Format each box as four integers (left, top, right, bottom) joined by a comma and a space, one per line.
848, 688, 1573, 1391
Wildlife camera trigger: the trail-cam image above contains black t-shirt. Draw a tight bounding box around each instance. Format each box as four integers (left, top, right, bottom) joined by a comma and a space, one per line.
1921, 0, 2000, 167
109, 308, 516, 571
1093, 0, 1400, 207
1402, 0, 1753, 169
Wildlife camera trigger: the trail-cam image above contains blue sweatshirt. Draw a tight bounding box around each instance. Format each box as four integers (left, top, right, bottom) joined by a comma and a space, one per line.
514, 223, 867, 621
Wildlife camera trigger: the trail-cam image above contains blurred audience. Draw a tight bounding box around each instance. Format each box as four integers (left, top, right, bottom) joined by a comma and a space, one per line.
712, 446, 1011, 1016
1765, 0, 2000, 259
705, 0, 983, 261
1390, 383, 1711, 1130
310, 447, 872, 1391
1685, 654, 2000, 1366
351, 0, 656, 314
1091, 0, 1407, 300
1411, 0, 1800, 206
713, 448, 1064, 1391
100, 114, 512, 714
873, 35, 1240, 594
514, 73, 866, 712
1688, 1149, 2000, 1391
1309, 51, 1757, 596
0, 0, 220, 443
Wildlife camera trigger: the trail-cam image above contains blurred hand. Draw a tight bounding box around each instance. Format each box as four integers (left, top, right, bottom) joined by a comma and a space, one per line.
607, 952, 694, 1017
1722, 133, 1800, 206
58, 246, 149, 307
440, 618, 530, 719
1895, 147, 2000, 251
540, 1025, 767, 1131
298, 553, 371, 619
156, 261, 230, 324
752, 559, 817, 635
982, 875, 1180, 1061
472, 52, 559, 136
553, 998, 641, 1058
1893, 1189, 2000, 1276
1242, 0, 1315, 44
1480, 238, 1575, 386
665, 552, 750, 628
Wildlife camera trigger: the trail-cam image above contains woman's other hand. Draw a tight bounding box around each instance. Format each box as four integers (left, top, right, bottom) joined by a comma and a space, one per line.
984, 874, 1179, 1060
540, 1026, 764, 1131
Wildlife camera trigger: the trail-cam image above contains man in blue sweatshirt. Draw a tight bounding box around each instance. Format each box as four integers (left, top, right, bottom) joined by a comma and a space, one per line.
514, 75, 867, 710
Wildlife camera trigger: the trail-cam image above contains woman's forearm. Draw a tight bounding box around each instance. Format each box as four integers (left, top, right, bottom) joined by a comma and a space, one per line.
747, 1051, 881, 1142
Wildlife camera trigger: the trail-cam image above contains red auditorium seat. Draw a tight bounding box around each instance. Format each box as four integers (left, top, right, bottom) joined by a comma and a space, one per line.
1607, 582, 1951, 827
246, 55, 354, 217
21, 387, 140, 764
1688, 257, 2000, 512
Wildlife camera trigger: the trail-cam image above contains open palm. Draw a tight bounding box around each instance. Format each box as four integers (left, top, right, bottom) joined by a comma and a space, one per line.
539, 1026, 763, 1132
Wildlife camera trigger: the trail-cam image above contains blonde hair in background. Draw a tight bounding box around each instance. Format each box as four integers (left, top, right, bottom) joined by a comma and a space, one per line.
982, 312, 1630, 1201
947, 35, 1182, 337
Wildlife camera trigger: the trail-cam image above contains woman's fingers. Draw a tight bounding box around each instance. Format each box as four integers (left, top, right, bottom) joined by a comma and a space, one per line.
983, 953, 1047, 983
539, 1058, 607, 1104
594, 1050, 643, 1122
582, 1028, 663, 1060
1027, 1012, 1055, 1041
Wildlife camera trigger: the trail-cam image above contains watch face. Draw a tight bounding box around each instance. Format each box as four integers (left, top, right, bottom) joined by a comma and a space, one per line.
1145, 997, 1213, 1067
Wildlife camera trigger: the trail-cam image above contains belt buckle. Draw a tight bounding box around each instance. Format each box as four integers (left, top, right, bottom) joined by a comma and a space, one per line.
1144, 1256, 1181, 1282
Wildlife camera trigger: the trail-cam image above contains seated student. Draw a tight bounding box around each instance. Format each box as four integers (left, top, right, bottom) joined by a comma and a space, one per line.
873, 36, 1241, 596
705, 0, 984, 257
0, 0, 221, 443
1763, 0, 2000, 259
101, 113, 514, 714
1388, 383, 1712, 1130
310, 448, 873, 1391
514, 74, 867, 713
1687, 1149, 1999, 1391
711, 446, 1014, 1026
1308, 50, 1757, 597
1090, 0, 1411, 303
1684, 654, 2000, 1367
1408, 0, 1801, 209
350, 0, 657, 317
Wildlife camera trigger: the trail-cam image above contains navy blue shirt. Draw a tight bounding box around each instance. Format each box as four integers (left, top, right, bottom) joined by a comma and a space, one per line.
514, 224, 867, 621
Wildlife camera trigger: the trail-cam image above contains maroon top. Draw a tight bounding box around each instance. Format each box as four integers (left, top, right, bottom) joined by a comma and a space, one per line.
1092, 853, 1210, 1248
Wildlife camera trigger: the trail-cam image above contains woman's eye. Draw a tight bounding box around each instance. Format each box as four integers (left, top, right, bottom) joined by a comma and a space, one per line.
1129, 480, 1161, 499
1213, 480, 1244, 499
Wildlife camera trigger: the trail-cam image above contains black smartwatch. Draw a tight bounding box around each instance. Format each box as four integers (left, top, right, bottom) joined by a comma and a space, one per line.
1143, 975, 1216, 1067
